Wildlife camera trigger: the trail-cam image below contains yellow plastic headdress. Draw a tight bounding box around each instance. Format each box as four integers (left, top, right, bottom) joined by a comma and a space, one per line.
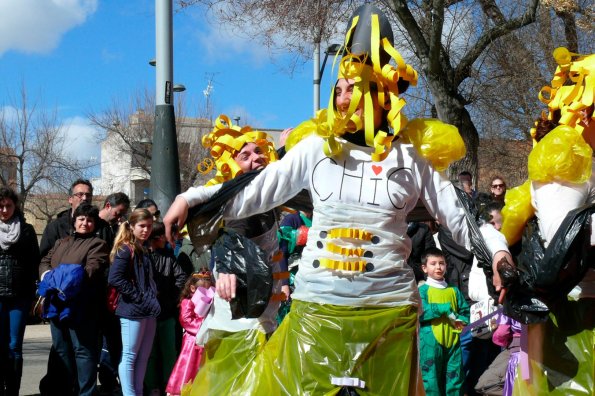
199, 115, 278, 186
500, 48, 594, 244
322, 4, 418, 162
538, 47, 595, 134
286, 5, 464, 169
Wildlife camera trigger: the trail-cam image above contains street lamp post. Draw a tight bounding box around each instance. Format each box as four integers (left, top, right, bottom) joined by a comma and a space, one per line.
313, 42, 321, 115
151, 0, 181, 213
313, 43, 343, 114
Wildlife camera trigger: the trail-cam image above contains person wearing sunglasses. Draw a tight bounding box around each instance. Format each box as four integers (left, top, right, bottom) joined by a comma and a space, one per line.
136, 199, 160, 222
489, 177, 507, 203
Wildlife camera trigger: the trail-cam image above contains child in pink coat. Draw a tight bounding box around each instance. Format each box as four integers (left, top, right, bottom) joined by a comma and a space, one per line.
166, 271, 214, 396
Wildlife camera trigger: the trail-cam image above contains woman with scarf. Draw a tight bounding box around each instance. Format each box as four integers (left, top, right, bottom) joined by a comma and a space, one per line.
0, 187, 40, 396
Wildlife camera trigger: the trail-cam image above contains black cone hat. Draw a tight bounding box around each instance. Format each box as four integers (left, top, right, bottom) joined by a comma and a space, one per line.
344, 4, 394, 66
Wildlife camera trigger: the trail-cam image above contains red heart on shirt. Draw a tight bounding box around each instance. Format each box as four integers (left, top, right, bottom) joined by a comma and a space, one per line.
372, 165, 382, 175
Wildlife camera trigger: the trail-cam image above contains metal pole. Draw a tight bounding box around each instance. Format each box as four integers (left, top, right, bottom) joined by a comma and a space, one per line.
151, 0, 180, 213
313, 41, 321, 114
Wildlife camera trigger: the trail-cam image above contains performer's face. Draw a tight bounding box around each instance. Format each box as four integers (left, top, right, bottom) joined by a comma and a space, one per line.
422, 255, 446, 281
234, 142, 267, 173
334, 78, 384, 132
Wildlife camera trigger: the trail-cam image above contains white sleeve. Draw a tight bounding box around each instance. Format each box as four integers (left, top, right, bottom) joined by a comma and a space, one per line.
480, 223, 509, 255
179, 184, 223, 207
222, 138, 311, 219
417, 159, 509, 258
417, 163, 469, 249
532, 180, 589, 245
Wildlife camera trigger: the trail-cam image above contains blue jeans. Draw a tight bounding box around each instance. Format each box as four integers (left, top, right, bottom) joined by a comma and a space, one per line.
0, 298, 29, 395
119, 317, 156, 396
0, 298, 28, 360
49, 317, 99, 396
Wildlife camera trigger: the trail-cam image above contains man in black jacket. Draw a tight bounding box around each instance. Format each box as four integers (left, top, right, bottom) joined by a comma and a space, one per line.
96, 192, 130, 251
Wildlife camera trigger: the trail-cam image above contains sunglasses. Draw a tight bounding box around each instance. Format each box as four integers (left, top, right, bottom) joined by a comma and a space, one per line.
491, 184, 505, 189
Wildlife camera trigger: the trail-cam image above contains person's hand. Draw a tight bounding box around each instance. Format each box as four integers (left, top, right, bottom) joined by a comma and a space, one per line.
216, 273, 237, 302
279, 127, 293, 148
492, 251, 515, 304
281, 284, 290, 301
454, 320, 465, 331
163, 196, 189, 246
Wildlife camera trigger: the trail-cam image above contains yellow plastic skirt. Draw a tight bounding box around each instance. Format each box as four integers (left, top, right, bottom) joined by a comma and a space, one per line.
513, 298, 595, 395
181, 327, 267, 396
184, 300, 423, 395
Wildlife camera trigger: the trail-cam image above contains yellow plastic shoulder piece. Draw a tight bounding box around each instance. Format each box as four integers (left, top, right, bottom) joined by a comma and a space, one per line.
500, 181, 535, 246
528, 125, 592, 184
402, 118, 466, 171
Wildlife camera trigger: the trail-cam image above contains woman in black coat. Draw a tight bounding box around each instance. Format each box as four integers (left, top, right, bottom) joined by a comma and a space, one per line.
0, 187, 40, 396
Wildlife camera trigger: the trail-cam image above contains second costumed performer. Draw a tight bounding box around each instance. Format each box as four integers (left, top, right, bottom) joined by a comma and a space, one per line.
499, 48, 595, 396
165, 4, 512, 395
182, 116, 288, 394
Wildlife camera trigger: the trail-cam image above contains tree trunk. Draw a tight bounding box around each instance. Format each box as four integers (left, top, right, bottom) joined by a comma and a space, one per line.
427, 78, 479, 181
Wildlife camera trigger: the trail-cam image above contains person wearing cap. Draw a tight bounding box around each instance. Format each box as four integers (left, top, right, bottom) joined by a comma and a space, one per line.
165, 5, 511, 394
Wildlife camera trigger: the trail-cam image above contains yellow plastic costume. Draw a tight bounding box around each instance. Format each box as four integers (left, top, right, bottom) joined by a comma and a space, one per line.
184, 116, 286, 395
501, 48, 594, 245
182, 4, 482, 395
498, 48, 595, 396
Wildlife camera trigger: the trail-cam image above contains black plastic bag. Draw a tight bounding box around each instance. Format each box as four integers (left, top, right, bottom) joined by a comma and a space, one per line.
453, 188, 501, 300
211, 228, 272, 319
505, 203, 595, 324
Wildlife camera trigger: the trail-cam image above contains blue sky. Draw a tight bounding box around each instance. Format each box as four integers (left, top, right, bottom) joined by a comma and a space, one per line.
0, 0, 341, 176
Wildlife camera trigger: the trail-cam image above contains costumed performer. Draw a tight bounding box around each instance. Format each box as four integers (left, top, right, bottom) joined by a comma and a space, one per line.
498, 47, 594, 395
181, 116, 288, 394
165, 4, 511, 395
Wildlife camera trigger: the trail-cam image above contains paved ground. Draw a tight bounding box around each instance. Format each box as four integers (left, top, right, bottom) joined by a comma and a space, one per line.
21, 323, 51, 396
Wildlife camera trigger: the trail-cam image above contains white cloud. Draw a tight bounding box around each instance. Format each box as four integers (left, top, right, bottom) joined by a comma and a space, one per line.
0, 0, 98, 56
61, 116, 101, 164
196, 23, 271, 67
